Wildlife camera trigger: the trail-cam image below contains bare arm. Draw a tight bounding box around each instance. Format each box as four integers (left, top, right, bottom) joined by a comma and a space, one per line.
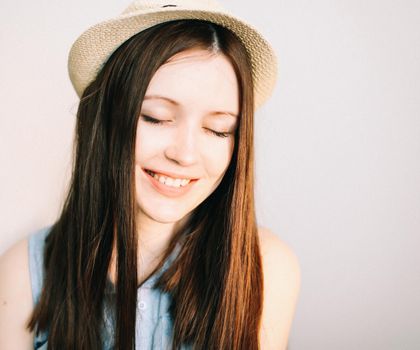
0, 238, 34, 349
258, 227, 301, 350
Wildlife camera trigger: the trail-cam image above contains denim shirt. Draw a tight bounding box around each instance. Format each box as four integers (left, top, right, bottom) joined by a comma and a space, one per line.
28, 226, 186, 349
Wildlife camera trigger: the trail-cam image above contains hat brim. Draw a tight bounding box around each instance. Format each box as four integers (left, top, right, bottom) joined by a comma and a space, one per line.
68, 9, 277, 108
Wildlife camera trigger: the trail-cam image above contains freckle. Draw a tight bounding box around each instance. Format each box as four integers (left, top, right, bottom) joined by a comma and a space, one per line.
2, 301, 7, 306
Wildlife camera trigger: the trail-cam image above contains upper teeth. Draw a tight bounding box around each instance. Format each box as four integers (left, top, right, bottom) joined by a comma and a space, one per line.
146, 170, 191, 188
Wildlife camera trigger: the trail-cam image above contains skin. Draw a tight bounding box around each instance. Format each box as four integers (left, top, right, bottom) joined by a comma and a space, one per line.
131, 48, 239, 279
0, 48, 301, 350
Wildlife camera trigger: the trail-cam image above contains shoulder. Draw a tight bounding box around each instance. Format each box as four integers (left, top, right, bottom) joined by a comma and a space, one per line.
0, 237, 34, 349
257, 226, 301, 350
258, 227, 301, 278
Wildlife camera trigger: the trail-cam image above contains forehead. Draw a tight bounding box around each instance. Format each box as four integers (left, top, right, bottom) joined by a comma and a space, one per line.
143, 49, 240, 115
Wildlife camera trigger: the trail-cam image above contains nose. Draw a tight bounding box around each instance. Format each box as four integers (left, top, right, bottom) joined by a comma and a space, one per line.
164, 124, 199, 166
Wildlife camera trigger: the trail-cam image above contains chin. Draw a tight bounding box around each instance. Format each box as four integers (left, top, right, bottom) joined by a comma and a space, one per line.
137, 203, 189, 224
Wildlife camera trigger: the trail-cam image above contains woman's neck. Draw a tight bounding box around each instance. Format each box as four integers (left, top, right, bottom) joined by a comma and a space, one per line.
107, 210, 189, 285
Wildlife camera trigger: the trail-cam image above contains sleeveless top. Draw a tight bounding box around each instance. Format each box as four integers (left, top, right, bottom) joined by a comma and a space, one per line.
28, 226, 189, 350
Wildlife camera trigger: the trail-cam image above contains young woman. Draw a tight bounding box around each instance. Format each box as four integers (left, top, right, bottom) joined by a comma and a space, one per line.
0, 1, 300, 349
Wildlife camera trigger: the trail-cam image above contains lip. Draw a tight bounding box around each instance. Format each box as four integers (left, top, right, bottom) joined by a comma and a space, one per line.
142, 168, 198, 198
143, 167, 199, 180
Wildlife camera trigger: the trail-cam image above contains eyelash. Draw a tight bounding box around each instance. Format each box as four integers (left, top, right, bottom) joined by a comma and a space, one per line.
141, 115, 162, 125
140, 115, 232, 138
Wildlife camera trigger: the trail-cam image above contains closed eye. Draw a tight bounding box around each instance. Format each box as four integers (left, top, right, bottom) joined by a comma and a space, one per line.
204, 128, 232, 138
140, 115, 165, 124
141, 115, 232, 138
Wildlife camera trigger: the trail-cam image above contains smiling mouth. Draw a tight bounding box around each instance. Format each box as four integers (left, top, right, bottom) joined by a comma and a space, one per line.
143, 169, 195, 188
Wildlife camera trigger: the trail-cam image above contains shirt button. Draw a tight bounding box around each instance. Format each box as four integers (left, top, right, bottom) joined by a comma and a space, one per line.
139, 301, 147, 310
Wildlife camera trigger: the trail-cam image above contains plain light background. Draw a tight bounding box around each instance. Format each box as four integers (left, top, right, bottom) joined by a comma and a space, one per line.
1, 0, 419, 349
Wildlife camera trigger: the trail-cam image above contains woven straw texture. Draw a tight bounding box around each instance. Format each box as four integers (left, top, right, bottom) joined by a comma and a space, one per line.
68, 0, 277, 108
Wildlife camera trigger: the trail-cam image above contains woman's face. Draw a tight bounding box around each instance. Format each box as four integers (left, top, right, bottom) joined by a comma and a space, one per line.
134, 48, 240, 224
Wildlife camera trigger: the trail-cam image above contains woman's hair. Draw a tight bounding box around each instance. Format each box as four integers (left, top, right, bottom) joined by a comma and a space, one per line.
27, 19, 263, 350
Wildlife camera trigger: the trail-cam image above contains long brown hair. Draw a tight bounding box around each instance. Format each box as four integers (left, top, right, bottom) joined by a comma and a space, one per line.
27, 20, 263, 350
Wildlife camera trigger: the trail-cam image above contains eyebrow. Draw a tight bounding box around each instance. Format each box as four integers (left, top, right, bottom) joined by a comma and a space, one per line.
143, 94, 179, 106
143, 94, 239, 119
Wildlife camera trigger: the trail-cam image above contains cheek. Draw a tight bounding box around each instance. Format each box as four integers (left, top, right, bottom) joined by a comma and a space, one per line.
204, 138, 235, 178
135, 124, 167, 162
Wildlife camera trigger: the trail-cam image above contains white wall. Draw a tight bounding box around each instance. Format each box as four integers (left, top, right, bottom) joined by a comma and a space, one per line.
1, 0, 419, 349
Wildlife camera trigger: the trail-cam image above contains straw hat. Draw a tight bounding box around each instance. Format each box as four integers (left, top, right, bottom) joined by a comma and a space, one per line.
68, 0, 278, 108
